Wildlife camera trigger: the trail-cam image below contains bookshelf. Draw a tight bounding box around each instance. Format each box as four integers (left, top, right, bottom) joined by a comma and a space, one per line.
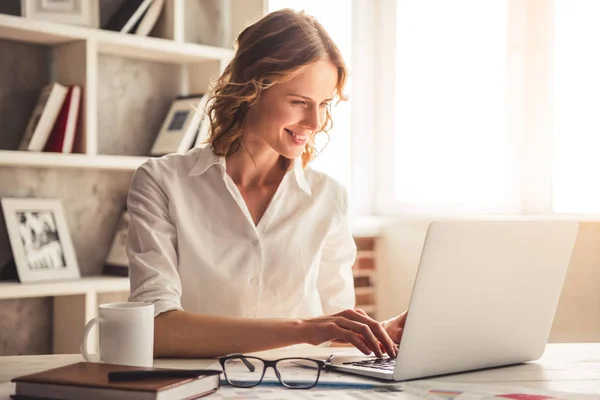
0, 12, 233, 158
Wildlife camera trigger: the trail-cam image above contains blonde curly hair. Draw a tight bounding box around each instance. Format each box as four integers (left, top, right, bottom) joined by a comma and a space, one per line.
205, 8, 348, 168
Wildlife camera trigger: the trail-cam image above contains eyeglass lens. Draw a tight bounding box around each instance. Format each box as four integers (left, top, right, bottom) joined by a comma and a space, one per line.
223, 356, 265, 387
223, 356, 321, 389
275, 359, 320, 389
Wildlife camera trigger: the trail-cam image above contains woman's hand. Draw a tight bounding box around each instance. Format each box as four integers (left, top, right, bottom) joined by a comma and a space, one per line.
300, 309, 397, 358
381, 310, 408, 344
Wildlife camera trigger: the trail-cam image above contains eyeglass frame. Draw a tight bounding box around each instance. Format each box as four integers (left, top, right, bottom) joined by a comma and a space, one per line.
218, 353, 327, 389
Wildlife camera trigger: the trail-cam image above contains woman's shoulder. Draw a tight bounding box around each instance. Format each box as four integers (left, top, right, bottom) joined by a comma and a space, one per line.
303, 167, 349, 208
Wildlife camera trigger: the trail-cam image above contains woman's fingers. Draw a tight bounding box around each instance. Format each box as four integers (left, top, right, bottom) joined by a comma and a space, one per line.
326, 324, 372, 355
303, 309, 398, 357
339, 310, 397, 357
337, 318, 385, 357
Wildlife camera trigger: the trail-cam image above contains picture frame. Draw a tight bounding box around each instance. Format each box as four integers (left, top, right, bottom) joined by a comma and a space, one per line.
1, 198, 81, 283
21, 0, 100, 29
150, 95, 205, 156
104, 209, 130, 277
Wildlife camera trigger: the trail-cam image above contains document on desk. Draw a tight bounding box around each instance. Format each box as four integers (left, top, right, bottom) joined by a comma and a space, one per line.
402, 380, 600, 400
216, 386, 409, 399
214, 382, 600, 400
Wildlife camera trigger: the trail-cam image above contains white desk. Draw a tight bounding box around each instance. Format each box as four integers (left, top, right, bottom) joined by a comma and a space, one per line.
1, 343, 599, 399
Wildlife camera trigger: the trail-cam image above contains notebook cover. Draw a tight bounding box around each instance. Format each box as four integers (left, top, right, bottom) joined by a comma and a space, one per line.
12, 362, 212, 393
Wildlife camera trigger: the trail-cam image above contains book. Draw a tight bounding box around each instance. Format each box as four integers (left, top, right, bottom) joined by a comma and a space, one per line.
19, 83, 69, 151
134, 0, 164, 36
104, 210, 130, 277
150, 95, 204, 156
12, 362, 220, 400
104, 0, 154, 33
43, 85, 82, 153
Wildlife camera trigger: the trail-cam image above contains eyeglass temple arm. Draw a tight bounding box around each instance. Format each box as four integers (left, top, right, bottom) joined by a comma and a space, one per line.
238, 355, 256, 372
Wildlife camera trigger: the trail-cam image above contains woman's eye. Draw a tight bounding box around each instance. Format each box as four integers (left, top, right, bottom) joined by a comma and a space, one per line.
319, 102, 330, 109
290, 100, 307, 107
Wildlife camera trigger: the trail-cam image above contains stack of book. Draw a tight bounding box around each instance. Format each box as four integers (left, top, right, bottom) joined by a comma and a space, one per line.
19, 82, 82, 154
11, 361, 220, 399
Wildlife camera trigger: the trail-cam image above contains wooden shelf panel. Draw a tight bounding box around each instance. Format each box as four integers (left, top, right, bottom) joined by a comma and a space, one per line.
354, 287, 375, 296
0, 276, 129, 300
0, 14, 234, 63
0, 150, 148, 171
353, 269, 375, 278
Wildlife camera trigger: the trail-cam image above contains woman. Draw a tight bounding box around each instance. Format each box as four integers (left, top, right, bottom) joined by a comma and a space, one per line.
127, 9, 407, 358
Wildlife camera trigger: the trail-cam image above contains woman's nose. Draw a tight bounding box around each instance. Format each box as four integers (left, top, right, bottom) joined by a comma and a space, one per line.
302, 106, 321, 132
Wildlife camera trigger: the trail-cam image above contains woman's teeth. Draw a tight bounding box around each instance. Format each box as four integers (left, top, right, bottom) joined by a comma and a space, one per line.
286, 129, 307, 141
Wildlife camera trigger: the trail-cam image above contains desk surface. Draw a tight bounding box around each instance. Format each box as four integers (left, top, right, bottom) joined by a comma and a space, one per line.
1, 343, 599, 398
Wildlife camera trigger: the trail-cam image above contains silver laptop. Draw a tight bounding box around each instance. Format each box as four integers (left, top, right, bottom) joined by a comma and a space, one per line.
330, 219, 579, 381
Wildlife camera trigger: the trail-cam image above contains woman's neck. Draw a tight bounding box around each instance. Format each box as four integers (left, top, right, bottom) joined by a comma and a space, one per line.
225, 141, 288, 188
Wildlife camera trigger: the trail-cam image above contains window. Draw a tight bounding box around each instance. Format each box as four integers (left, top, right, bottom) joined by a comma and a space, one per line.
392, 0, 512, 212
267, 0, 353, 191
553, 0, 600, 213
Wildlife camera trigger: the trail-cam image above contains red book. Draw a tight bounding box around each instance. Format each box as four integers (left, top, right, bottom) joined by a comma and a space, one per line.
44, 85, 82, 153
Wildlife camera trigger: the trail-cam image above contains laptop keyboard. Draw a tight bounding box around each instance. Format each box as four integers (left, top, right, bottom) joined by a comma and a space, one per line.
343, 357, 396, 371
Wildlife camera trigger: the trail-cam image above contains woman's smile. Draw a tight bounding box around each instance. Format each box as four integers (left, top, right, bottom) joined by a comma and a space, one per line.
284, 128, 308, 146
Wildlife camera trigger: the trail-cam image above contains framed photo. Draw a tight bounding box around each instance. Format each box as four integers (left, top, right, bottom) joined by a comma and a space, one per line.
1, 198, 80, 283
150, 95, 205, 156
104, 210, 130, 277
21, 0, 100, 28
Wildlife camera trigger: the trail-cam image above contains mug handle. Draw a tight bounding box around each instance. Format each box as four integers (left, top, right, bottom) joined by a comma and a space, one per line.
80, 317, 100, 362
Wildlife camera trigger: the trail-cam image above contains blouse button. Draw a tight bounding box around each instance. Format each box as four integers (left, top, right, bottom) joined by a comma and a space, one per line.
250, 277, 259, 286
252, 239, 259, 246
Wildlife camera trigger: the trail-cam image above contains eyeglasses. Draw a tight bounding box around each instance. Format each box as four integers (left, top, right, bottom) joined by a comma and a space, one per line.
218, 354, 326, 389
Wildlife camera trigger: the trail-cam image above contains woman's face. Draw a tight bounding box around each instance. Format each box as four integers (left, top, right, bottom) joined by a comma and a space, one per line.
243, 60, 338, 160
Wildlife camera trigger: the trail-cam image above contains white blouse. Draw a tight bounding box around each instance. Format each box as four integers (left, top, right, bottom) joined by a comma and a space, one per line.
126, 147, 357, 319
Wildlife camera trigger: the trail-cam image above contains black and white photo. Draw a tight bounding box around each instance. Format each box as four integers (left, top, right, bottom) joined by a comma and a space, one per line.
17, 210, 66, 270
1, 198, 80, 283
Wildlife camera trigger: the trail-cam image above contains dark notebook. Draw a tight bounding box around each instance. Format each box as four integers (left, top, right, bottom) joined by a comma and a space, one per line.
12, 362, 220, 400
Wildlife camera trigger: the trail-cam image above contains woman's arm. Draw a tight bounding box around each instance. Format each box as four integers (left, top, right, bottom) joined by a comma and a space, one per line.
154, 308, 398, 358
154, 311, 303, 357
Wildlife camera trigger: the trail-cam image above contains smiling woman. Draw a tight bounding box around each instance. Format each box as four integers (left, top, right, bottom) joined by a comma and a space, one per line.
126, 8, 407, 359
207, 9, 347, 168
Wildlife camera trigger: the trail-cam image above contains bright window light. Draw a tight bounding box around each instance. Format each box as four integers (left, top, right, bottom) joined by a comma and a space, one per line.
553, 0, 600, 213
394, 1, 509, 210
267, 1, 352, 190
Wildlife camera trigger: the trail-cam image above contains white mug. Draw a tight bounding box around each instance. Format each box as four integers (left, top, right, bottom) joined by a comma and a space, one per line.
80, 302, 154, 367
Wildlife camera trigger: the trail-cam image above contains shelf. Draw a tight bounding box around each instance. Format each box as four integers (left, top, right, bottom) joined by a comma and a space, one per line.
354, 287, 375, 296
353, 269, 375, 278
0, 276, 129, 300
0, 150, 149, 171
0, 14, 234, 64
357, 250, 376, 258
